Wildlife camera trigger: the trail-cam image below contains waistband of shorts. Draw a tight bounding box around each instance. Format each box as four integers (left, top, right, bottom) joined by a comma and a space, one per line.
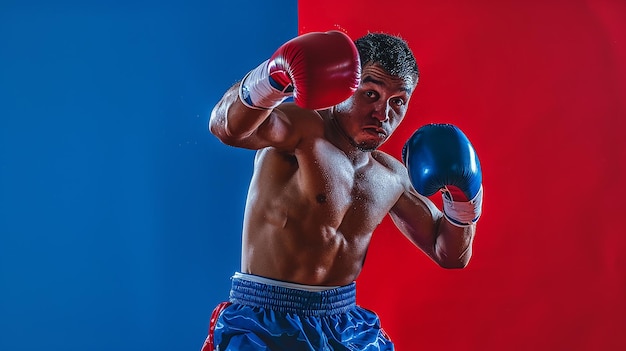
229, 273, 356, 316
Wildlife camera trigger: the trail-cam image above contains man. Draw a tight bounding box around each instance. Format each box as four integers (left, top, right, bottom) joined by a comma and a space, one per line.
203, 31, 483, 350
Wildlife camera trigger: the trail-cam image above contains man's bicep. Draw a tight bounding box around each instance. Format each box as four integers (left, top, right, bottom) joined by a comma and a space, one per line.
213, 102, 300, 151
251, 106, 302, 150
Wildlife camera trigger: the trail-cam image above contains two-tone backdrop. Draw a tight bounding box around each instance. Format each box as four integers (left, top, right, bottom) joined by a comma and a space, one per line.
2, 0, 625, 350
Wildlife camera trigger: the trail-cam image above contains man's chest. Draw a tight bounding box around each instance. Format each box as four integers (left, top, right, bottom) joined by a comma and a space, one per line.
302, 150, 402, 223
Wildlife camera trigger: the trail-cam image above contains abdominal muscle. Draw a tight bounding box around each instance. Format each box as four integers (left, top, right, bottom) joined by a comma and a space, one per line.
240, 210, 374, 287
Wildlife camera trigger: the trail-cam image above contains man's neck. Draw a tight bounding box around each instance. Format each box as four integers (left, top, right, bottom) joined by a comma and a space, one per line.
324, 108, 370, 167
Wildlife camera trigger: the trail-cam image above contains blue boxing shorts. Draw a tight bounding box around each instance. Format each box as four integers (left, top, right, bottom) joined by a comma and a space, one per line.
201, 272, 394, 351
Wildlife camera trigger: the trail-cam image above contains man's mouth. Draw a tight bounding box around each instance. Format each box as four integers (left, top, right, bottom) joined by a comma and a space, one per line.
364, 126, 387, 137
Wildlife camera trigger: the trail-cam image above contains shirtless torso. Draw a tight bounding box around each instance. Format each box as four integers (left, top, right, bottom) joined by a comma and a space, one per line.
211, 63, 473, 287
241, 108, 412, 286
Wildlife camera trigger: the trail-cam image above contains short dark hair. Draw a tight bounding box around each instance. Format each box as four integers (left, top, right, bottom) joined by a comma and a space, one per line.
355, 33, 419, 87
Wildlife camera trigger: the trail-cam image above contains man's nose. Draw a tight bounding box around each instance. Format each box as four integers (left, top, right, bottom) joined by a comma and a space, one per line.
372, 101, 390, 121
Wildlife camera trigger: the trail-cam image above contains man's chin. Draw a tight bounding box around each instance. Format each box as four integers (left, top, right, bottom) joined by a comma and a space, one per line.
356, 141, 382, 152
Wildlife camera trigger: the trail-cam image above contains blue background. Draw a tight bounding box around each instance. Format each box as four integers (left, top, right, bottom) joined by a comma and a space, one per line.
0, 1, 296, 350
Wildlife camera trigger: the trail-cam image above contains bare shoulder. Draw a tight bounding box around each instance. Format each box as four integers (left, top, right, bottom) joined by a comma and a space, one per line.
371, 150, 412, 188
372, 150, 406, 173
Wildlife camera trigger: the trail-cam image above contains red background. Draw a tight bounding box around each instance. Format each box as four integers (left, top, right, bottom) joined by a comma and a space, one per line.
300, 1, 626, 350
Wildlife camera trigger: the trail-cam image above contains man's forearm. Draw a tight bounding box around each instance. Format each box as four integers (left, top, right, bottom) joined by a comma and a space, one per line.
209, 84, 272, 144
434, 219, 475, 268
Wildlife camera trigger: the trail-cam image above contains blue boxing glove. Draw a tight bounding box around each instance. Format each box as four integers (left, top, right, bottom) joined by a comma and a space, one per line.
402, 123, 483, 227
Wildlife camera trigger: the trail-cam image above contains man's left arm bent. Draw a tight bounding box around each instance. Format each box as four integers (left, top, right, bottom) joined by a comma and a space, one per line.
389, 123, 483, 268
390, 183, 476, 269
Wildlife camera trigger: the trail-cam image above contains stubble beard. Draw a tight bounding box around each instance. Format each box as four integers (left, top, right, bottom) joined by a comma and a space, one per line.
355, 140, 378, 153
337, 121, 379, 153
332, 104, 380, 153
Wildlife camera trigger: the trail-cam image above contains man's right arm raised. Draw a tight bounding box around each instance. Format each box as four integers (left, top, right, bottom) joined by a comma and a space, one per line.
209, 31, 361, 150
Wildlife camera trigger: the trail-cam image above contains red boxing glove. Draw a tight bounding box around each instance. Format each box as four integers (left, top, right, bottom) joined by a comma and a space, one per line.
239, 31, 361, 110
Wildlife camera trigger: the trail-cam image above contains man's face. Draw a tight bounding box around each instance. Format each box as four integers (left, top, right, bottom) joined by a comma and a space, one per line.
333, 64, 414, 152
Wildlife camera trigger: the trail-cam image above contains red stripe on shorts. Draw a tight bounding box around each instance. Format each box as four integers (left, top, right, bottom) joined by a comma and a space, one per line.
201, 302, 232, 351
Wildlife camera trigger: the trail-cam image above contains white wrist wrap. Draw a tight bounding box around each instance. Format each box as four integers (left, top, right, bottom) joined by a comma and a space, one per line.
442, 185, 483, 227
239, 60, 291, 110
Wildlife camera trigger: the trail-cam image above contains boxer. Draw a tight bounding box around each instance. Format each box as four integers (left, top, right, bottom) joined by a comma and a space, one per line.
203, 31, 483, 350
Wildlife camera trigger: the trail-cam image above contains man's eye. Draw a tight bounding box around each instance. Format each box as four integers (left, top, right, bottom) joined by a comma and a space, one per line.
392, 98, 405, 106
365, 91, 377, 98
